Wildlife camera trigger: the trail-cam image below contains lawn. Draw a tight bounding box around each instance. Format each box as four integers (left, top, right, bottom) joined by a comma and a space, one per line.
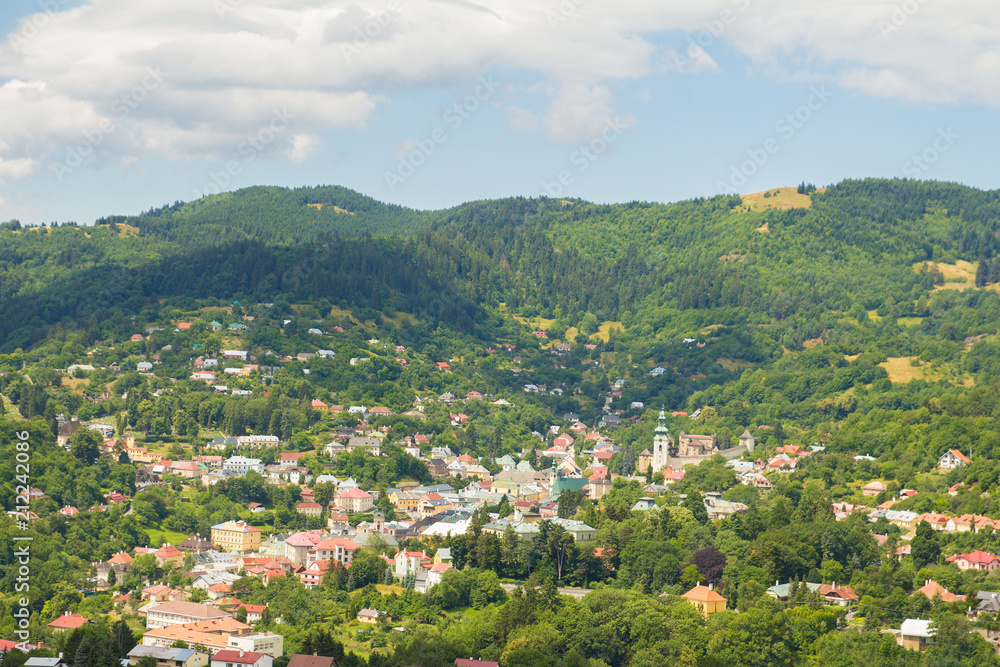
144, 526, 189, 546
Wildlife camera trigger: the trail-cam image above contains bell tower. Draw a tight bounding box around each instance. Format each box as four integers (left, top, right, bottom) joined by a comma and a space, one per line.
651, 409, 674, 472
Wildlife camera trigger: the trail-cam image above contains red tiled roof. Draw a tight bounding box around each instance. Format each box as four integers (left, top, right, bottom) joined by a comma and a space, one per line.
48, 613, 89, 629
212, 650, 266, 664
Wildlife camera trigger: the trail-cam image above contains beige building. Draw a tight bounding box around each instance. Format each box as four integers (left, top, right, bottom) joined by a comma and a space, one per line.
210, 520, 261, 553
336, 488, 374, 513
144, 601, 232, 629
899, 619, 934, 652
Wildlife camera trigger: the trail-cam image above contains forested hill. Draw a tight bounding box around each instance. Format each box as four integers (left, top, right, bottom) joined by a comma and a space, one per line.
106, 184, 434, 243
2, 178, 1000, 355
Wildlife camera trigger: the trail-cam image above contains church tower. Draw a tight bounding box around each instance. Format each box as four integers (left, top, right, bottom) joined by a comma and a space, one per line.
651, 409, 674, 473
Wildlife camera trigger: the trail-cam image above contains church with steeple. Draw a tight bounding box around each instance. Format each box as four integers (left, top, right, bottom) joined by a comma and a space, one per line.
651, 409, 674, 473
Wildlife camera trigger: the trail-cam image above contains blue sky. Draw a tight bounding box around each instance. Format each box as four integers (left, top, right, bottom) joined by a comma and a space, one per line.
0, 0, 996, 224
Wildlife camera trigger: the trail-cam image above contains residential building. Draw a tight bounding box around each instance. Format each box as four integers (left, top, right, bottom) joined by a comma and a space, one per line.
223, 456, 264, 476
296, 502, 324, 517
145, 601, 233, 629
211, 521, 261, 553
336, 488, 374, 513
357, 609, 384, 625
899, 619, 935, 652
955, 551, 1000, 572
47, 613, 90, 632
682, 584, 727, 618
862, 480, 887, 497
939, 450, 972, 471
126, 646, 208, 667
210, 650, 272, 667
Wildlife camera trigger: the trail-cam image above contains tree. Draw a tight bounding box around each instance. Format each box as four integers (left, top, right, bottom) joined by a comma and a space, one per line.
683, 490, 709, 524
690, 547, 726, 586
70, 427, 103, 465
910, 520, 941, 566
106, 567, 116, 587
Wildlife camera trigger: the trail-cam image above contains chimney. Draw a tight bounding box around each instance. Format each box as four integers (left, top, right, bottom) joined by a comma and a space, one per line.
708, 583, 714, 591
239, 650, 244, 657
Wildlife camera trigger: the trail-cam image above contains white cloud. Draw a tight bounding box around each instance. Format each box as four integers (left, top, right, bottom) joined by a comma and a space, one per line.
393, 139, 419, 159
0, 0, 996, 181
542, 82, 635, 144
505, 105, 538, 134
288, 133, 321, 163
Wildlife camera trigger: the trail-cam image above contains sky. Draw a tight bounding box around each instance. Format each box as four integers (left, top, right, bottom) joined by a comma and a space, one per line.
0, 0, 997, 224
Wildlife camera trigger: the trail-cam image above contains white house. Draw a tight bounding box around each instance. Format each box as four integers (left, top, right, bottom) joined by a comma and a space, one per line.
223, 456, 264, 476
939, 449, 971, 471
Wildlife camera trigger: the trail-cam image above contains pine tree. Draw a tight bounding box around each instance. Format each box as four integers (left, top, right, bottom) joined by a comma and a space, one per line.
976, 257, 989, 287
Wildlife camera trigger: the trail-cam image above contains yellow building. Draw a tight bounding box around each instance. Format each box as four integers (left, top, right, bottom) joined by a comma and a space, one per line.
210, 520, 261, 553
682, 584, 727, 618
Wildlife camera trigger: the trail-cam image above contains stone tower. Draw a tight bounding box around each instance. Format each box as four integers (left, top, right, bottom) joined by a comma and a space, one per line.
738, 429, 755, 454
651, 409, 674, 473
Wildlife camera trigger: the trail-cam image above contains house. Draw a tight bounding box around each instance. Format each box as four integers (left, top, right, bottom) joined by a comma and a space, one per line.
223, 456, 264, 476
210, 650, 272, 667
347, 437, 382, 455
296, 502, 324, 517
912, 579, 964, 603
898, 619, 935, 652
631, 497, 657, 511
955, 551, 1000, 572
455, 661, 499, 667
142, 584, 187, 602
357, 609, 384, 625
211, 521, 262, 553
127, 645, 208, 667
765, 582, 858, 606
336, 488, 374, 513
144, 601, 233, 629
681, 584, 727, 618
47, 612, 90, 632
703, 492, 747, 520
975, 591, 1000, 616
550, 519, 596, 542
940, 449, 972, 471
862, 480, 887, 497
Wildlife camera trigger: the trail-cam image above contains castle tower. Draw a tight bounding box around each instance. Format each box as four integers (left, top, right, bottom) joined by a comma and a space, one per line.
738, 429, 755, 454
651, 409, 674, 473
